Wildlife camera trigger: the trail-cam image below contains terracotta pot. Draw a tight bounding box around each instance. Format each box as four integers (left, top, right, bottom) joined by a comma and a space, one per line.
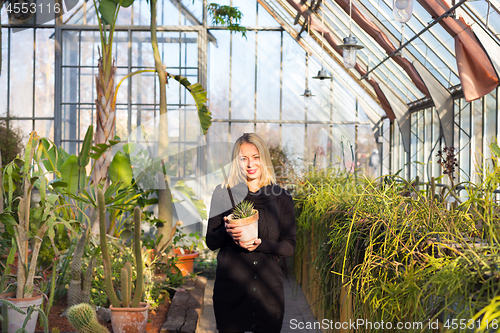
145, 321, 154, 332
172, 248, 199, 276
0, 292, 43, 333
228, 209, 259, 245
109, 302, 149, 333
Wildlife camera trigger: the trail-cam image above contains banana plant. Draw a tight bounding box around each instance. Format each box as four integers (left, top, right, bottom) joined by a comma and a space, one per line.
92, 0, 135, 185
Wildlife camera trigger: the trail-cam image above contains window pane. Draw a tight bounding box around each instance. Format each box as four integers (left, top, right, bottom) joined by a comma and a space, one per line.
282, 124, 304, 167
256, 123, 280, 147
231, 32, 256, 120
282, 34, 304, 121
306, 124, 330, 169
0, 28, 8, 117
35, 29, 55, 118
10, 29, 34, 118
256, 32, 280, 120
208, 30, 230, 119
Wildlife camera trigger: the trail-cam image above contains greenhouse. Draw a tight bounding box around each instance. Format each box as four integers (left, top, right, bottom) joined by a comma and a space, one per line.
1, 0, 500, 331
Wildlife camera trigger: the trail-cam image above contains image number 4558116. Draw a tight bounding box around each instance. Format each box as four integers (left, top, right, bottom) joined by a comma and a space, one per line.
2, 0, 79, 28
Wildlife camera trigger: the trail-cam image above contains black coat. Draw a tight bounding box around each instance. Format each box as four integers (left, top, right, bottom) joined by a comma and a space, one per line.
206, 183, 296, 333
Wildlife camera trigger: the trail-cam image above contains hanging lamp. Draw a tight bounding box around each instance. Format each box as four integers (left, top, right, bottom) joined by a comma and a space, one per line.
393, 0, 413, 57
313, 7, 332, 82
336, 0, 364, 69
301, 89, 315, 109
393, 0, 414, 23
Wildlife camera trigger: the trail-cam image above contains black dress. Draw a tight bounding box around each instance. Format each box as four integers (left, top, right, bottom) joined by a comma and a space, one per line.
206, 183, 296, 333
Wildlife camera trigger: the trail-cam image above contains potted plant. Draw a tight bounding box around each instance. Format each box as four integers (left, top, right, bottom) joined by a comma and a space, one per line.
0, 132, 76, 333
171, 224, 201, 277
227, 200, 259, 246
98, 188, 149, 333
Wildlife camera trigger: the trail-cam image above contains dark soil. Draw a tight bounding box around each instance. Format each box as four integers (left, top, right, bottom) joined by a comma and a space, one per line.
34, 299, 170, 333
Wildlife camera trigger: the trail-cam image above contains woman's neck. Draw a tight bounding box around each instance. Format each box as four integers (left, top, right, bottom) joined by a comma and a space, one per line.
247, 178, 261, 193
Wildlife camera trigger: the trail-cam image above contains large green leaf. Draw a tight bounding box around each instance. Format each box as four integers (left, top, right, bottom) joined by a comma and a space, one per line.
59, 155, 80, 195
78, 125, 93, 168
98, 0, 117, 25
110, 0, 134, 8
40, 139, 57, 172
0, 213, 17, 235
168, 74, 212, 135
109, 151, 133, 189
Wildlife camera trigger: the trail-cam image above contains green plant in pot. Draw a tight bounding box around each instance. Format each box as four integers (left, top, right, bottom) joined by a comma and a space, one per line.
170, 223, 201, 277
0, 131, 77, 333
98, 188, 148, 333
227, 200, 259, 246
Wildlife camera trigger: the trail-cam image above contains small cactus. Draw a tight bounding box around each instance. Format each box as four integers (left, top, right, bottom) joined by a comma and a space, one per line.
231, 200, 256, 220
67, 303, 110, 333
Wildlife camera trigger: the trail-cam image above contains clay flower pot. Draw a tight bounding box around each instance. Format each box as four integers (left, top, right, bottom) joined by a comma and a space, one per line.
173, 248, 199, 276
0, 292, 43, 333
227, 209, 259, 245
109, 302, 149, 333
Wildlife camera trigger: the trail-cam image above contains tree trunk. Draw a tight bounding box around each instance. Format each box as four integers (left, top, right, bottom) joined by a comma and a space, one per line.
94, 46, 116, 186
151, 0, 174, 253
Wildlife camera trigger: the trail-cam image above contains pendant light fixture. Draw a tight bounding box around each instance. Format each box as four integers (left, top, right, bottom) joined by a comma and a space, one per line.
313, 7, 332, 83
301, 89, 315, 109
336, 0, 364, 69
301, 23, 315, 108
393, 0, 414, 23
393, 0, 413, 57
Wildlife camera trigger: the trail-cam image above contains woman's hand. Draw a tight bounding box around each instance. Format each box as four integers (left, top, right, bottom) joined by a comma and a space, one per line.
239, 238, 262, 252
224, 216, 242, 244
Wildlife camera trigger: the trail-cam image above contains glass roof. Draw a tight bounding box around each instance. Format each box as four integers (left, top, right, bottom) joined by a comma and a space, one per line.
462, 0, 500, 44
58, 0, 498, 110
263, 0, 467, 110
355, 0, 460, 88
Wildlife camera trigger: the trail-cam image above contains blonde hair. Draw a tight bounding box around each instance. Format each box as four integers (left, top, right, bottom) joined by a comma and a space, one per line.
222, 133, 276, 189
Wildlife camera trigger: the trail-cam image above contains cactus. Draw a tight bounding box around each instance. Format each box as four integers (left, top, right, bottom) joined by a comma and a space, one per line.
98, 189, 144, 308
231, 200, 256, 220
67, 303, 110, 333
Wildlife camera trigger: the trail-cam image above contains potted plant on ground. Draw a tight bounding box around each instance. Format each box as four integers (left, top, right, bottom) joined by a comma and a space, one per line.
227, 200, 259, 246
98, 188, 149, 333
0, 131, 77, 333
171, 224, 201, 277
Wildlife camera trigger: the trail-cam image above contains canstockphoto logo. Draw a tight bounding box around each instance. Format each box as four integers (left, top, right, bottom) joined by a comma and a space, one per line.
2, 0, 79, 30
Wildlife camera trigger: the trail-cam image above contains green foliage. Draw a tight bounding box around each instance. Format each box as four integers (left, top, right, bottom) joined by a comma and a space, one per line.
173, 180, 207, 220
294, 155, 500, 331
207, 3, 247, 37
109, 151, 133, 190
0, 120, 23, 169
89, 245, 135, 307
98, 189, 144, 308
167, 74, 212, 135
67, 303, 110, 333
172, 225, 201, 254
231, 200, 255, 220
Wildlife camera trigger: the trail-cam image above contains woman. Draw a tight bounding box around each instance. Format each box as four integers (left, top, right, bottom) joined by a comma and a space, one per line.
206, 133, 296, 333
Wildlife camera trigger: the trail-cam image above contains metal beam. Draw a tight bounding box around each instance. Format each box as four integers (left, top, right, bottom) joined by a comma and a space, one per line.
362, 0, 468, 80
414, 61, 453, 147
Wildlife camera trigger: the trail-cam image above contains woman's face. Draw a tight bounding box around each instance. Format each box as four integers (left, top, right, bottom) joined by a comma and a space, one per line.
238, 142, 262, 182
